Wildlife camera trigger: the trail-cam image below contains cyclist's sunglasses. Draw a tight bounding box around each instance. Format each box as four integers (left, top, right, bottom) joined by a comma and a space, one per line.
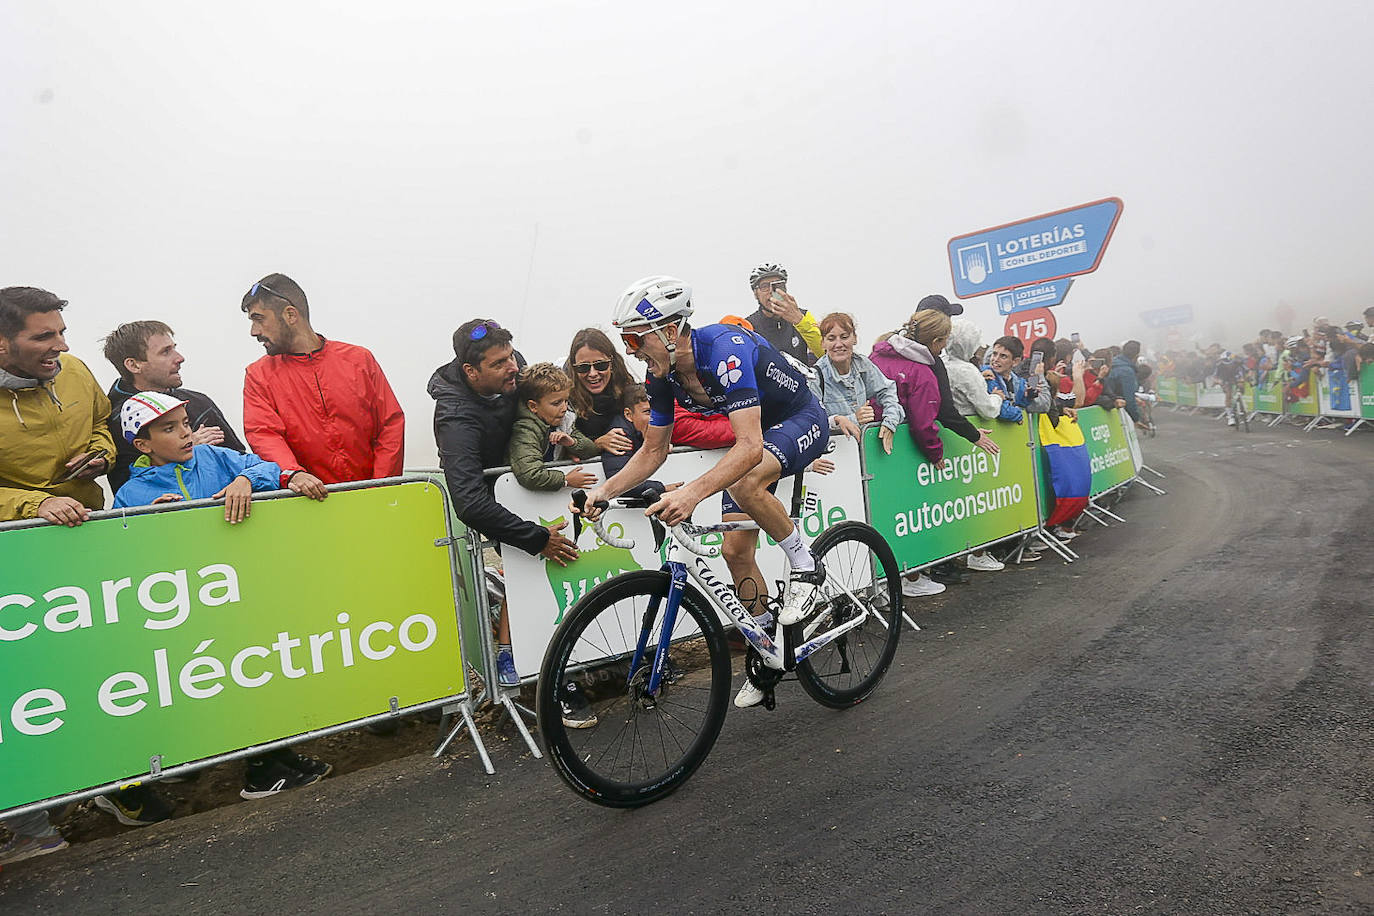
572, 359, 612, 375
468, 319, 502, 341
247, 281, 294, 308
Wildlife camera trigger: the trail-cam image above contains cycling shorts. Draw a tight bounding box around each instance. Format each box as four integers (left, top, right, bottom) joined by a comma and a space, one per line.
721, 399, 829, 516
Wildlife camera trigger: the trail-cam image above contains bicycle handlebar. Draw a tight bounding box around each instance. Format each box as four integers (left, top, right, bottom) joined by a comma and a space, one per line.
569, 490, 720, 558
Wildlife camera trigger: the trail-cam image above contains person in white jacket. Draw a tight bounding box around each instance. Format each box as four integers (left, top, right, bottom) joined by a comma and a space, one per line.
940, 318, 1013, 571
943, 318, 1005, 420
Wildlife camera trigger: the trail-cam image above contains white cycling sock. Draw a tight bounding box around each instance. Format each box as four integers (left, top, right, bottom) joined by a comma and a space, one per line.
778, 526, 815, 573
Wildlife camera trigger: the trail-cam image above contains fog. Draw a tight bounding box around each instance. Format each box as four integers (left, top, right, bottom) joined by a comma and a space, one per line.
4, 1, 1370, 464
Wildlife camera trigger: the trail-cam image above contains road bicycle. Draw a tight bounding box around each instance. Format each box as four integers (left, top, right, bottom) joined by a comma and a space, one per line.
535, 485, 901, 808
1224, 382, 1249, 432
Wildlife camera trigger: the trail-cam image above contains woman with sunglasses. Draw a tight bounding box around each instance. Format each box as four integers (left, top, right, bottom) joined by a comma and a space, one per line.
564, 328, 639, 457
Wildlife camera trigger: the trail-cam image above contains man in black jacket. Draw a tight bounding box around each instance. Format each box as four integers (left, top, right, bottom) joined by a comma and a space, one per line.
429, 318, 579, 686
102, 321, 245, 492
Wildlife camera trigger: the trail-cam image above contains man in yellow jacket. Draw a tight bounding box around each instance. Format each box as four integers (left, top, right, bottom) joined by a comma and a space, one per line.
0, 286, 114, 526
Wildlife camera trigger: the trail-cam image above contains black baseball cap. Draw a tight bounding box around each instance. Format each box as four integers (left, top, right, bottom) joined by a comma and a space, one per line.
918, 294, 964, 316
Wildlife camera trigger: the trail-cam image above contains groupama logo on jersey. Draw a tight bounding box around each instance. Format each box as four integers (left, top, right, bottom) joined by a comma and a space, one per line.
717, 355, 743, 386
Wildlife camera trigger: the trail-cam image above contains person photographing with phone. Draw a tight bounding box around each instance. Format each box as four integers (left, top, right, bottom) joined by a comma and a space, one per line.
742, 263, 824, 367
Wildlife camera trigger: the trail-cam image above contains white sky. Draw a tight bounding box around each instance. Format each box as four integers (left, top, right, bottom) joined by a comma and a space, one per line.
4, 1, 1371, 464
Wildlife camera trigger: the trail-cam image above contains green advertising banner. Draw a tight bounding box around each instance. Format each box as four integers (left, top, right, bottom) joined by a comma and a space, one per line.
1254, 372, 1283, 413
864, 420, 1039, 571
1078, 406, 1135, 495
1177, 383, 1198, 407
1156, 377, 1178, 403
1, 482, 465, 812
1362, 365, 1374, 420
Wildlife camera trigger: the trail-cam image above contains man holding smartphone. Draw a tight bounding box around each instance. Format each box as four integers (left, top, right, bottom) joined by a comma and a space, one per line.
0, 287, 114, 527
743, 263, 824, 367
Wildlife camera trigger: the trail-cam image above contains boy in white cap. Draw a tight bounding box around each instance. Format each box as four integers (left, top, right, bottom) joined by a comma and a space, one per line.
112, 391, 282, 523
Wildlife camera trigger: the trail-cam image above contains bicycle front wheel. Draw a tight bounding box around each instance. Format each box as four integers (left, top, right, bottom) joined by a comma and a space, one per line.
536, 570, 731, 808
794, 521, 902, 708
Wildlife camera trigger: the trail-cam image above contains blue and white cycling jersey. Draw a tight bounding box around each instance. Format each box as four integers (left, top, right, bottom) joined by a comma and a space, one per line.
646, 324, 816, 429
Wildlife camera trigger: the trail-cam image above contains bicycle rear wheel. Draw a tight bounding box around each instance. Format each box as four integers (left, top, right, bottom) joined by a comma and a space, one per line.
793, 521, 902, 708
536, 570, 731, 808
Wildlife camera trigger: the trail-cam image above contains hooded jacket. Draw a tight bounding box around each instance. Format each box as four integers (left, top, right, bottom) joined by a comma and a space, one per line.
107, 380, 244, 492
869, 337, 943, 464
1105, 354, 1141, 422
941, 319, 1004, 420
113, 444, 280, 509
0, 354, 115, 520
507, 401, 599, 492
243, 337, 405, 485
428, 359, 550, 555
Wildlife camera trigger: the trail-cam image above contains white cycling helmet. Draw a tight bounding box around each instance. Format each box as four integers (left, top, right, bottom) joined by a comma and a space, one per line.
612, 275, 694, 332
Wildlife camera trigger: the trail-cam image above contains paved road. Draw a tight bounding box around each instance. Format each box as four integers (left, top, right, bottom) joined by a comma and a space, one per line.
3, 413, 1371, 914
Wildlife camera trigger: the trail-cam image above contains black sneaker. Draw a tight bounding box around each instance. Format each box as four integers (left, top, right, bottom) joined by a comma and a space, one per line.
928, 562, 970, 586
92, 785, 173, 826
559, 681, 598, 729
268, 748, 333, 779
241, 760, 324, 799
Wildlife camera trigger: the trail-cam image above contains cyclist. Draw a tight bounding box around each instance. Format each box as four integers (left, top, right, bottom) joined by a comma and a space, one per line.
1215, 349, 1244, 425
576, 276, 831, 708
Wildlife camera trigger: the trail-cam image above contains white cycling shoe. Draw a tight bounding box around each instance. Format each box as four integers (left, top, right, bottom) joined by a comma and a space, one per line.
777, 562, 826, 626
734, 679, 766, 708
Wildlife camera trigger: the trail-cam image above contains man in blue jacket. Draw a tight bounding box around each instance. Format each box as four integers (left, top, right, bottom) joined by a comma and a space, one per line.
1105, 340, 1142, 424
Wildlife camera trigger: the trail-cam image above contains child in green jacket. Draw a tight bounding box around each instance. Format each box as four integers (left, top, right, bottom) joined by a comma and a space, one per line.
508, 363, 600, 491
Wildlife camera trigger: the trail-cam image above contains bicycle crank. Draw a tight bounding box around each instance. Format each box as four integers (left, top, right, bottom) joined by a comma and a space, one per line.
745, 648, 784, 711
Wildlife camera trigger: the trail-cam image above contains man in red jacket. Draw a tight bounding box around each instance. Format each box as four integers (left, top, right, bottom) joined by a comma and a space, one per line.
240, 273, 405, 499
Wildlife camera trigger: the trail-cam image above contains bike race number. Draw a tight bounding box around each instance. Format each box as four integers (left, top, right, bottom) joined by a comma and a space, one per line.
1003, 307, 1057, 350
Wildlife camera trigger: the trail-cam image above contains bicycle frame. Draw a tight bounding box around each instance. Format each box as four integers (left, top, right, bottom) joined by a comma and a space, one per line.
612, 514, 879, 698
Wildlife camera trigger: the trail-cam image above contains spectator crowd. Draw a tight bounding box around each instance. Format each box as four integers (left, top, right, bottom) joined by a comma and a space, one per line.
1153, 309, 1374, 429
0, 268, 1158, 865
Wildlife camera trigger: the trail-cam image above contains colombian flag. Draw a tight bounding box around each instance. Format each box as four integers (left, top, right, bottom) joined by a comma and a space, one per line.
1038, 413, 1091, 527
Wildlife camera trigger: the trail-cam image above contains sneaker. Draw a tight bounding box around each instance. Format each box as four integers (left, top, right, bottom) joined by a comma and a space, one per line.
0, 832, 68, 865
1226, 414, 1236, 426
734, 678, 766, 708
241, 760, 324, 799
1016, 548, 1043, 563
93, 785, 172, 827
778, 561, 826, 626
496, 648, 519, 687
966, 551, 1005, 572
268, 749, 333, 779
558, 682, 597, 728
900, 574, 946, 597
929, 564, 970, 586
1051, 526, 1079, 541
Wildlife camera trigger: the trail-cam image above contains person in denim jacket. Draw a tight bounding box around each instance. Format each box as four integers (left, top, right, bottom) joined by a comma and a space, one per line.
808, 312, 901, 455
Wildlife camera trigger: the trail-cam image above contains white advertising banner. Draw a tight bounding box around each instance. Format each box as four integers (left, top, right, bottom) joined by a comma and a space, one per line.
493, 436, 867, 678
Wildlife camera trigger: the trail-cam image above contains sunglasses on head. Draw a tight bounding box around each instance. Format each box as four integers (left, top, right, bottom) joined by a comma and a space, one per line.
468, 319, 501, 341
572, 358, 612, 375
248, 281, 293, 307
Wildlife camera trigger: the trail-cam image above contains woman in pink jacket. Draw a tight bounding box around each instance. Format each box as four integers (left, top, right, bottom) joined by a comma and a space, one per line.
868, 308, 951, 598
869, 309, 949, 465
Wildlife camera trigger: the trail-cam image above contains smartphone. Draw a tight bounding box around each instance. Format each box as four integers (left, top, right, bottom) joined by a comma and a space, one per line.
1029, 351, 1045, 376
1072, 349, 1086, 367
57, 451, 99, 483
770, 280, 786, 293
1071, 332, 1081, 344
